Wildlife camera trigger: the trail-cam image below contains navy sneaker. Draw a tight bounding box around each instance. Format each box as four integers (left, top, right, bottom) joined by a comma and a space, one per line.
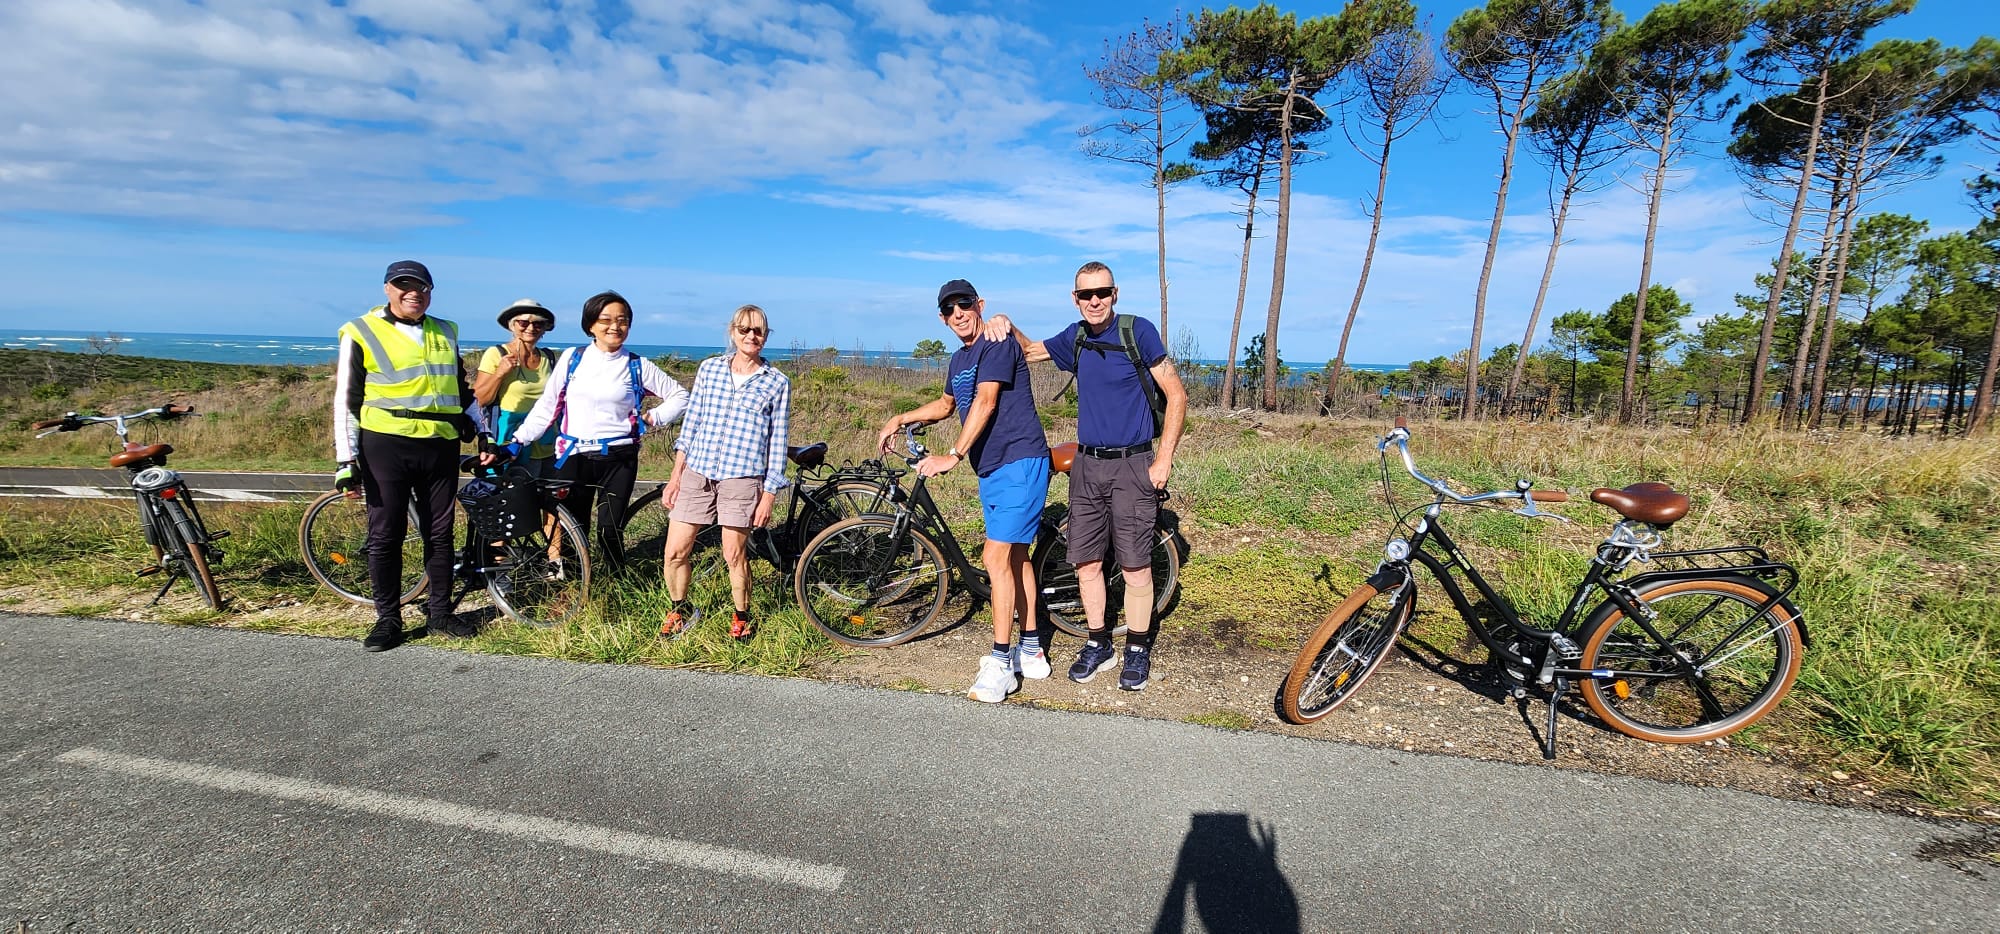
1068, 639, 1118, 683
1118, 646, 1152, 691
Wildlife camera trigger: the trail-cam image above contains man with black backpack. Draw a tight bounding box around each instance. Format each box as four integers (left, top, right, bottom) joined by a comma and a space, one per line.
983, 261, 1187, 691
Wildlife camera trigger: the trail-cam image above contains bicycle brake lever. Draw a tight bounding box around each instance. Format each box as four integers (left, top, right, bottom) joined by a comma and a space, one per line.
1513, 504, 1572, 523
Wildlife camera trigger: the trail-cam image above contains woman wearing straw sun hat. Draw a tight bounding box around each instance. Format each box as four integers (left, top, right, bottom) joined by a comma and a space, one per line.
475, 299, 560, 477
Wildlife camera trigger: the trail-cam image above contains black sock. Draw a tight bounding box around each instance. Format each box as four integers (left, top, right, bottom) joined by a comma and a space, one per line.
1086, 629, 1111, 649
1128, 628, 1157, 651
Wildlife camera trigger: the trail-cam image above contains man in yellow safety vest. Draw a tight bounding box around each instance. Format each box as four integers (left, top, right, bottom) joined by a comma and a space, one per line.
332, 260, 487, 651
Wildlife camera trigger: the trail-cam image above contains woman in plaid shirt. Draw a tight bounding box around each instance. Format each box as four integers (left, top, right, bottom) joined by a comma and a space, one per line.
658, 304, 791, 639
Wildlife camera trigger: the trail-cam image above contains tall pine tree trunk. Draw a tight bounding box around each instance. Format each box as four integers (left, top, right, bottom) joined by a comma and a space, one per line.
1971, 308, 1999, 434
1807, 181, 1864, 429
1260, 72, 1301, 412
1745, 69, 1829, 424
1331, 131, 1394, 398
1466, 97, 1531, 420
1622, 130, 1672, 424
1153, 93, 1171, 344
1785, 180, 1846, 428
1506, 178, 1579, 411
1221, 172, 1262, 411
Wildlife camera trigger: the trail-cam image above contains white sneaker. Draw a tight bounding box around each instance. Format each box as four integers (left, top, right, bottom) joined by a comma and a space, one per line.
968, 655, 1020, 703
1013, 643, 1052, 680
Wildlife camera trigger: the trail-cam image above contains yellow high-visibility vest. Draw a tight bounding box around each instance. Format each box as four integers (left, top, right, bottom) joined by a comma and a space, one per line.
341, 308, 463, 439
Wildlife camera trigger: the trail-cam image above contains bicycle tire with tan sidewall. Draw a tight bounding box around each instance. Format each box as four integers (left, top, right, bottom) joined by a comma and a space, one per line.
1576, 574, 1804, 744
1278, 579, 1413, 724
159, 498, 224, 610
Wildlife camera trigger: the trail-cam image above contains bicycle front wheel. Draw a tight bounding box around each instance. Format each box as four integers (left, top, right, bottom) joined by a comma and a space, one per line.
1278, 576, 1414, 724
485, 504, 592, 628
158, 497, 224, 610
1577, 575, 1803, 743
299, 490, 426, 606
1032, 519, 1181, 639
794, 516, 948, 647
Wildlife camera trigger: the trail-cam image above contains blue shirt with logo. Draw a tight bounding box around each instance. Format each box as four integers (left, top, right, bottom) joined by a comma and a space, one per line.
948, 336, 1048, 476
1043, 315, 1167, 448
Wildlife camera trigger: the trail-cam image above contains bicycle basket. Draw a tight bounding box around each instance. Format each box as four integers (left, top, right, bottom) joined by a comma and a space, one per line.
459, 476, 539, 541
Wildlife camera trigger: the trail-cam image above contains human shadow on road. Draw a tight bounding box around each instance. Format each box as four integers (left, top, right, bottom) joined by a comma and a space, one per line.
1151, 812, 1300, 934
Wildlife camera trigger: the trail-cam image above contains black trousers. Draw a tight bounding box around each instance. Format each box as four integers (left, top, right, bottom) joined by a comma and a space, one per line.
358, 430, 459, 623
553, 443, 639, 568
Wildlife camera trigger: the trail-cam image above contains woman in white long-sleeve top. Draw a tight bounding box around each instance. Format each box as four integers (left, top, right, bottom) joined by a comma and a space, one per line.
507, 290, 688, 567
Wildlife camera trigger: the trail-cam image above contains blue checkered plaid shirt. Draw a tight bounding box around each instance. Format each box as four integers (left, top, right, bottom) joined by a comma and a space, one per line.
675, 354, 792, 494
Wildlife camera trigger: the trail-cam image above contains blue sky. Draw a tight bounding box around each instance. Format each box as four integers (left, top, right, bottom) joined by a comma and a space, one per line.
0, 0, 1992, 366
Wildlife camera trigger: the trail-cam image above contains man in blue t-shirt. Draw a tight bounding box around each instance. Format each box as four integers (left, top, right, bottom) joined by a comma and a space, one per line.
878, 278, 1053, 704
983, 261, 1188, 691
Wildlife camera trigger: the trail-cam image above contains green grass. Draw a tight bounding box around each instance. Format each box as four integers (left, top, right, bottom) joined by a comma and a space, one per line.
3, 349, 1997, 809
1184, 709, 1254, 731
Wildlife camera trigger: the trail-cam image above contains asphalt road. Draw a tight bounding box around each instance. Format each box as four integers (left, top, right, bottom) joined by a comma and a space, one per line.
0, 466, 329, 503
2, 613, 1993, 932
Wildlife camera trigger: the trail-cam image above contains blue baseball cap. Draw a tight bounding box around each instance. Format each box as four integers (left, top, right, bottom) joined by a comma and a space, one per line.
937, 279, 978, 307
384, 260, 433, 288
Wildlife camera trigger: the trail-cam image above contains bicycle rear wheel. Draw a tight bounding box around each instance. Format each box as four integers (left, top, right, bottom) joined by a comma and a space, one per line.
1577, 575, 1803, 743
298, 490, 425, 606
158, 497, 223, 610
1032, 518, 1181, 639
1278, 576, 1414, 724
619, 485, 672, 581
485, 504, 592, 628
794, 516, 949, 647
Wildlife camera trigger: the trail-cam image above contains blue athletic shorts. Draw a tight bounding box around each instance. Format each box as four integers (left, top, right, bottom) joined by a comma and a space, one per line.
977, 455, 1051, 544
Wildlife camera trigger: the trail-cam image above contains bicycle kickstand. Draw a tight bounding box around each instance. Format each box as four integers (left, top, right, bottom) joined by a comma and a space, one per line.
1539, 677, 1566, 760
148, 568, 180, 606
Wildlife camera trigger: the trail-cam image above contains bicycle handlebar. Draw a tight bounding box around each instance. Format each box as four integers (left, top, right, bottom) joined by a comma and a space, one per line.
1380, 421, 1565, 517
31, 405, 194, 439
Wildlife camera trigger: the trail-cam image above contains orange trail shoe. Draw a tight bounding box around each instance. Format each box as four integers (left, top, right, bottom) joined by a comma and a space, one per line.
729, 611, 754, 640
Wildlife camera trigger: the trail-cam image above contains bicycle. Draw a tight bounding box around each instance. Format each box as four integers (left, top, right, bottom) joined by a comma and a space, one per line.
791, 426, 1183, 647
32, 404, 228, 609
617, 442, 903, 588
298, 457, 591, 627
1277, 418, 1807, 757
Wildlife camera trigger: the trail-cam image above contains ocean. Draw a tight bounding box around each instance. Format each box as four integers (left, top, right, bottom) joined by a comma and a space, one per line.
0, 328, 1403, 375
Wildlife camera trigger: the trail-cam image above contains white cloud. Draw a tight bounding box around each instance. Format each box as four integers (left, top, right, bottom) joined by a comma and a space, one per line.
0, 0, 1063, 230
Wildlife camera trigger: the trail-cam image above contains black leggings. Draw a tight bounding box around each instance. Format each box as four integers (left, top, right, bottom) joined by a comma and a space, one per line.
553, 444, 639, 568
357, 430, 459, 624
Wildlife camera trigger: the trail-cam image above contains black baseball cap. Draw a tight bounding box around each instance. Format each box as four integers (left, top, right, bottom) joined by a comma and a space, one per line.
937, 279, 978, 307
384, 260, 433, 288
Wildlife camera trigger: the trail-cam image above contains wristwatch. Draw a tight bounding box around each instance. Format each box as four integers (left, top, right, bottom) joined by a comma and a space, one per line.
947, 447, 964, 460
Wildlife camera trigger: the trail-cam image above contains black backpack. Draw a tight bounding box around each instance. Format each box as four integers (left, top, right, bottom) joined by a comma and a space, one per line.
1072, 314, 1166, 440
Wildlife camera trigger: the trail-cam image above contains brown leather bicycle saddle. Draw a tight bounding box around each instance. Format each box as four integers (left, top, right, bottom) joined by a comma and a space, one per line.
1050, 441, 1077, 475
110, 443, 172, 468
788, 443, 827, 469
1590, 481, 1690, 526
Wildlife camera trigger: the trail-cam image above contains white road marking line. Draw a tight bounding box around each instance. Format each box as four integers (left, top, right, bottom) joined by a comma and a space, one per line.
55, 747, 846, 892
49, 486, 114, 498
201, 489, 277, 502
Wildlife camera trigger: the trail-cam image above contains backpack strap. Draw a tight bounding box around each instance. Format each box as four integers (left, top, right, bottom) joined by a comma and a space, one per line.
1071, 315, 1166, 439
550, 349, 649, 468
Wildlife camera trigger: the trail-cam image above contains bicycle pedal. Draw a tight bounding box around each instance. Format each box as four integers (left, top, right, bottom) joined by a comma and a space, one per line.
208, 530, 231, 541
134, 565, 164, 578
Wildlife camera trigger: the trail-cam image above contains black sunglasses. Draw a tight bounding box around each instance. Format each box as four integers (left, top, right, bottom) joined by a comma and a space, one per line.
939, 298, 977, 314
1072, 286, 1115, 301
